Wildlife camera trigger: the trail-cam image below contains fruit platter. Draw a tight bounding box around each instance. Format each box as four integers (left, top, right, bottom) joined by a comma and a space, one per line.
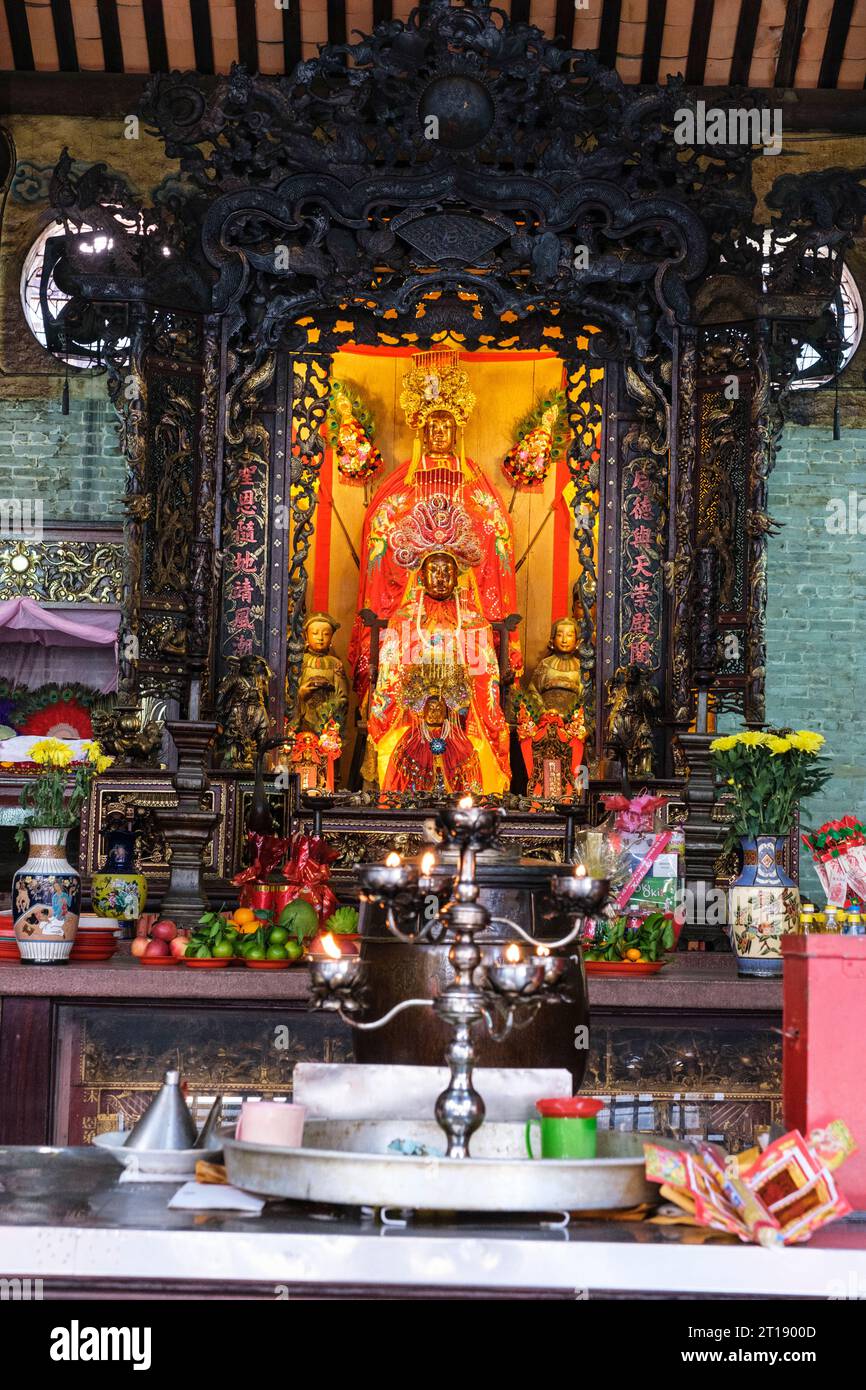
131, 901, 360, 966
582, 911, 675, 973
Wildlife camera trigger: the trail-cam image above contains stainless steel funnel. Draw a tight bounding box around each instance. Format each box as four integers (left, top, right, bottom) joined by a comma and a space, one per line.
123, 1070, 198, 1150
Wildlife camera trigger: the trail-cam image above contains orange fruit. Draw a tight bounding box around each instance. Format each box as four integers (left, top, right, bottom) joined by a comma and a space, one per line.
625, 948, 642, 962
235, 920, 260, 935
233, 907, 257, 926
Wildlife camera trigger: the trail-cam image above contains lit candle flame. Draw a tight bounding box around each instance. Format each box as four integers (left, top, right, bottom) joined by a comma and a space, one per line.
420, 851, 437, 877
385, 852, 402, 867
321, 932, 341, 960
574, 863, 587, 878
458, 795, 474, 809
505, 943, 522, 963
535, 944, 551, 957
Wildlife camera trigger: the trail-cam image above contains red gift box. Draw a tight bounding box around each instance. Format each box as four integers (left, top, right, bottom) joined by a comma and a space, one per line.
783, 935, 866, 1211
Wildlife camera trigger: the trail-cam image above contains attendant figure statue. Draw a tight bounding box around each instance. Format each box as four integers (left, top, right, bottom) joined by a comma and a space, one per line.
367, 510, 511, 795
605, 664, 660, 780
295, 613, 349, 736
527, 616, 584, 717
216, 654, 273, 768
518, 616, 586, 799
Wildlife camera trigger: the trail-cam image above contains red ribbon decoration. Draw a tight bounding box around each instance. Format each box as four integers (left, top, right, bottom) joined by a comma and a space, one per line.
232, 832, 290, 887
280, 832, 340, 922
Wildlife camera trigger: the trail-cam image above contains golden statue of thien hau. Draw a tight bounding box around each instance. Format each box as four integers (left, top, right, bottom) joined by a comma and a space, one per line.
349, 348, 521, 710
367, 512, 511, 796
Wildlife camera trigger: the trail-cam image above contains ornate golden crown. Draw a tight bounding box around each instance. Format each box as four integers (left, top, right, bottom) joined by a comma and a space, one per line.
400, 348, 476, 431
401, 661, 471, 715
391, 494, 483, 573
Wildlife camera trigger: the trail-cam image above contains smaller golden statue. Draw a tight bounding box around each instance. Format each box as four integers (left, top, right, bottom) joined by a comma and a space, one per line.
605, 664, 660, 780
296, 613, 349, 736
216, 654, 273, 768
518, 617, 586, 800
527, 617, 584, 716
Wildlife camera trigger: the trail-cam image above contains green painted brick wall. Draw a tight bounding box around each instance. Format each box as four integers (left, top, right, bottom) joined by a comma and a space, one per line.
0, 395, 125, 523
766, 423, 866, 898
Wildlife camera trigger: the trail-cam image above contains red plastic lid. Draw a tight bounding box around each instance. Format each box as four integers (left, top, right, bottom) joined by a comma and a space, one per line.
535, 1097, 604, 1119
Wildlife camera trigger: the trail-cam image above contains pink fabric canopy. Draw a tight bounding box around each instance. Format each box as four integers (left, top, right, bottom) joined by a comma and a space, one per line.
0, 598, 119, 647
0, 599, 120, 694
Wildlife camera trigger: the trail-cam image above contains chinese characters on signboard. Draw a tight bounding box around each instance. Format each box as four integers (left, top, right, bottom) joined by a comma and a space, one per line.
620, 459, 662, 671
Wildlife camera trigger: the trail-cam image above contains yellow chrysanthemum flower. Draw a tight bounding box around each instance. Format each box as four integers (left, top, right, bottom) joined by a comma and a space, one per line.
788, 730, 825, 754
737, 731, 768, 747
710, 735, 738, 752
766, 735, 792, 755
30, 737, 74, 768
81, 740, 113, 774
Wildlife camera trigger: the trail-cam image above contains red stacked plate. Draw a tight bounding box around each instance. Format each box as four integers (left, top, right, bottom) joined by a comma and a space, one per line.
70, 915, 120, 964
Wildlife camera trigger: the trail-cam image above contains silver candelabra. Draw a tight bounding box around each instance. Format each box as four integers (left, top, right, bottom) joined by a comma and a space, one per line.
308, 799, 609, 1158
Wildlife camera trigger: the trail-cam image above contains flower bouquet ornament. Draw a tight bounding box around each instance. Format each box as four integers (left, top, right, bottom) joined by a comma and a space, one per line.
710, 729, 831, 976
12, 738, 112, 963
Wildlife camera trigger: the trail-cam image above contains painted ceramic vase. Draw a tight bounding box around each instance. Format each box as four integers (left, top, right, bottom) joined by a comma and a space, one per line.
728, 834, 799, 977
91, 872, 147, 920
91, 827, 147, 921
12, 828, 81, 963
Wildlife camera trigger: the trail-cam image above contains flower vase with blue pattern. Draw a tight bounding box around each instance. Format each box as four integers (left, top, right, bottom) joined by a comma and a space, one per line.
729, 834, 799, 977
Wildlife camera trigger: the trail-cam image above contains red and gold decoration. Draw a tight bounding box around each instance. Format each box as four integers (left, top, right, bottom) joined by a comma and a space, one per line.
281, 721, 343, 792
515, 691, 586, 799
645, 1120, 856, 1246
327, 381, 384, 484
233, 829, 339, 925
502, 390, 569, 490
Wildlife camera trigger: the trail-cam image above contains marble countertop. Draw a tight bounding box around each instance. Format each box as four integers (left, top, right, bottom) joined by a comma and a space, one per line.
0, 1148, 859, 1297
0, 949, 781, 1010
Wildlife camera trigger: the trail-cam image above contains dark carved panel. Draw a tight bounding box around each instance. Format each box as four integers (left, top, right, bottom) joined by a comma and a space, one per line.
55, 1004, 351, 1145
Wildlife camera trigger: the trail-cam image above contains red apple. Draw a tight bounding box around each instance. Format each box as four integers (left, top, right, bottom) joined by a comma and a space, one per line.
143, 938, 170, 958
151, 919, 177, 941
130, 937, 149, 958
169, 933, 191, 960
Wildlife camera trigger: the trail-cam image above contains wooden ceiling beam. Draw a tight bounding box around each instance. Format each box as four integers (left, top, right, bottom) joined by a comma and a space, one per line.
50, 0, 79, 73
686, 0, 714, 86
640, 0, 666, 85
818, 0, 855, 90
730, 0, 761, 87
96, 0, 124, 74
327, 0, 347, 46
282, 0, 301, 72
3, 0, 34, 70
189, 0, 215, 76
774, 0, 808, 89
141, 0, 168, 74
596, 0, 621, 71
553, 0, 574, 48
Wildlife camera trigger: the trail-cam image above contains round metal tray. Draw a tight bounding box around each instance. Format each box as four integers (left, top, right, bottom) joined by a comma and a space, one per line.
224, 1121, 656, 1212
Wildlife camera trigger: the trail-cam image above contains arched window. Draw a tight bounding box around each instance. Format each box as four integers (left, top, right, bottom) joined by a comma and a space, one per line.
20, 219, 100, 369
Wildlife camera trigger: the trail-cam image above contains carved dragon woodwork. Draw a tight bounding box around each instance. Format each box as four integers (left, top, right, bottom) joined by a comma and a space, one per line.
44, 0, 866, 752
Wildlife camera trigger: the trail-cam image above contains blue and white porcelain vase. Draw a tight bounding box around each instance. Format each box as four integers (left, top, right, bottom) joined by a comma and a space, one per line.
12, 828, 80, 964
728, 834, 799, 977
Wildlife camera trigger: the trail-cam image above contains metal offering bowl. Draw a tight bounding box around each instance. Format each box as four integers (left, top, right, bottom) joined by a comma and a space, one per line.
309, 955, 366, 994
436, 803, 504, 850
485, 958, 546, 999
531, 953, 569, 989
358, 862, 419, 902
549, 874, 610, 915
